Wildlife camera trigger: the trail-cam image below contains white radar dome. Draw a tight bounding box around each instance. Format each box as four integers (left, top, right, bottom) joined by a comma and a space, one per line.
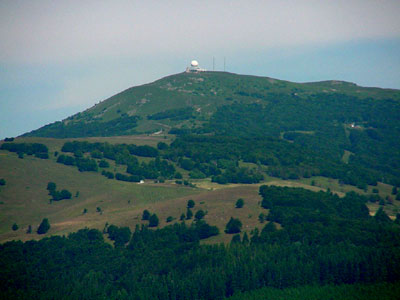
191, 60, 199, 67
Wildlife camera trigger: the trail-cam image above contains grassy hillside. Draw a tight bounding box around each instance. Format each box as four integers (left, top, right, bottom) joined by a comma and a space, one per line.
1, 136, 399, 244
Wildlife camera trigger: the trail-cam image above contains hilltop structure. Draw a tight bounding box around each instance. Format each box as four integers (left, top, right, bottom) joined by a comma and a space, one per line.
185, 60, 205, 73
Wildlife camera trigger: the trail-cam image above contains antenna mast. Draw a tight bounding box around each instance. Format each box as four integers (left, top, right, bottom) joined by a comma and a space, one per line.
213, 57, 215, 71
223, 57, 226, 72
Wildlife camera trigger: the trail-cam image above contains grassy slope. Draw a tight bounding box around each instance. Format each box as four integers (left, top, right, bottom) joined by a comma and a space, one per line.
1, 136, 399, 244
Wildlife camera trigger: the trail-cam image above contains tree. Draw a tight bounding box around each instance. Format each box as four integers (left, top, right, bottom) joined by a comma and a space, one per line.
180, 213, 185, 221
60, 190, 72, 199
26, 225, 32, 234
0, 178, 6, 186
231, 234, 241, 244
187, 199, 195, 208
37, 218, 50, 234
108, 225, 131, 246
374, 207, 392, 223
235, 198, 244, 208
166, 216, 174, 223
261, 198, 272, 209
47, 182, 56, 192
142, 209, 151, 220
392, 186, 398, 195
99, 160, 109, 168
149, 214, 159, 227
83, 208, 88, 214
225, 217, 242, 234
186, 208, 193, 220
242, 232, 249, 244
12, 223, 18, 231
395, 213, 400, 225
157, 142, 168, 150
259, 213, 265, 223
195, 210, 205, 221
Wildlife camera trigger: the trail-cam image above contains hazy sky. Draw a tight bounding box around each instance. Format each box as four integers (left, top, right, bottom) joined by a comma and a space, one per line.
1, 1, 400, 138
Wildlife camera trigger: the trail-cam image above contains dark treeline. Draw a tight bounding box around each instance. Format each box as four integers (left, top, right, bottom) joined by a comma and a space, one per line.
23, 115, 140, 138
0, 142, 49, 159
57, 154, 99, 172
1, 186, 400, 299
60, 141, 176, 180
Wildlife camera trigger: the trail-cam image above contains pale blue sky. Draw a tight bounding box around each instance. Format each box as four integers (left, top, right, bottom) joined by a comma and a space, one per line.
1, 1, 400, 139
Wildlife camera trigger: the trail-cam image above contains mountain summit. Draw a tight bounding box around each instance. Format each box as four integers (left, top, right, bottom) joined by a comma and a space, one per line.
24, 71, 400, 138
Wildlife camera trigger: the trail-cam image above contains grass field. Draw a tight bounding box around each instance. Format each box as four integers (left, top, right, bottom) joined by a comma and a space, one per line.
1, 136, 399, 244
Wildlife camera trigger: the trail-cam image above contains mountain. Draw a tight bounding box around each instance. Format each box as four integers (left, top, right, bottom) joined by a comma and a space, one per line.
24, 71, 400, 138
22, 71, 400, 188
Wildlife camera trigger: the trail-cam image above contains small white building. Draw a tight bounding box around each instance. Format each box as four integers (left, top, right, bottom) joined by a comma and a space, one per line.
186, 60, 206, 73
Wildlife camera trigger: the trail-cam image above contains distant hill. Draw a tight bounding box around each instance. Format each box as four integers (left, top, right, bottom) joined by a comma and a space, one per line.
24, 71, 400, 138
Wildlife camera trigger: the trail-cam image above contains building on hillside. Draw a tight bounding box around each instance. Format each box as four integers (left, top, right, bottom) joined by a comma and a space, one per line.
186, 60, 206, 73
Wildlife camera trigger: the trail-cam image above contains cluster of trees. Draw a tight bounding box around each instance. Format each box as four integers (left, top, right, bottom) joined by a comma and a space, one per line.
1, 186, 400, 299
59, 141, 177, 181
126, 156, 175, 180
47, 182, 72, 201
142, 210, 159, 227
0, 142, 49, 159
57, 154, 98, 172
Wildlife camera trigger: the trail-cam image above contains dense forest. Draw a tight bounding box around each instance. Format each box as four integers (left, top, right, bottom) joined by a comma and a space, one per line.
1, 186, 400, 299
169, 92, 400, 187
